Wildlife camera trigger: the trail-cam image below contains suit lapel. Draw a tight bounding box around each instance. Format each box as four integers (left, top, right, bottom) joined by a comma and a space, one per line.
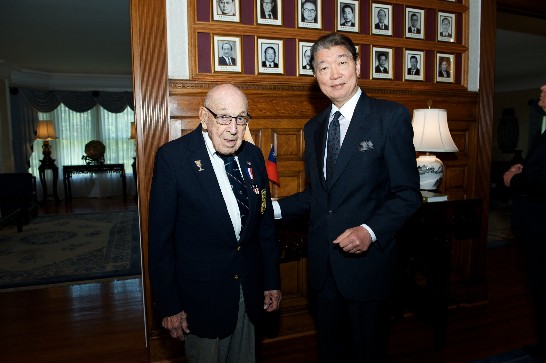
314, 108, 331, 190
329, 94, 373, 188
187, 128, 237, 239
235, 145, 259, 241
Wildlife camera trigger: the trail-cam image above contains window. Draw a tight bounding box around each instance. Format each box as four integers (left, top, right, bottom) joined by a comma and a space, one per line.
30, 104, 136, 199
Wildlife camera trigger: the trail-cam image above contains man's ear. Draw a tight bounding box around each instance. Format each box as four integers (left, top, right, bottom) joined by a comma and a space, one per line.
356, 57, 361, 78
199, 107, 209, 130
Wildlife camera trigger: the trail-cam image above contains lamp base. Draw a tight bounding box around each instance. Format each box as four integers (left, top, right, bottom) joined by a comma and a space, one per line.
416, 154, 444, 191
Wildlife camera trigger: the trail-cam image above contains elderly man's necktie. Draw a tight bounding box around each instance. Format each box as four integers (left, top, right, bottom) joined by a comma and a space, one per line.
222, 155, 249, 226
326, 111, 341, 185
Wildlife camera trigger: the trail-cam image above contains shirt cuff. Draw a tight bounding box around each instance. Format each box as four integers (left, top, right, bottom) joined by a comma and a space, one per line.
272, 200, 282, 219
361, 224, 377, 242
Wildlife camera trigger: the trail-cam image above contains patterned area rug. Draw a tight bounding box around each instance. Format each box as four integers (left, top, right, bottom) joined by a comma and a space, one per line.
0, 210, 141, 290
470, 345, 540, 362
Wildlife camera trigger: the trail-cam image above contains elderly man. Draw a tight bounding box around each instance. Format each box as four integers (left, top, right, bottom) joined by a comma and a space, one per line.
274, 32, 420, 362
149, 84, 281, 362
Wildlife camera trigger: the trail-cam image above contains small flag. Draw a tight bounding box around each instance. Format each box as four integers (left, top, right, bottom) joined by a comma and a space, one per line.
266, 144, 280, 185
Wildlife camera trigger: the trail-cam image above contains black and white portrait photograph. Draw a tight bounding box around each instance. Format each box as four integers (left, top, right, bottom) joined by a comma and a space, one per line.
298, 0, 321, 29
214, 36, 242, 72
257, 0, 282, 26
298, 41, 314, 76
371, 46, 392, 79
405, 8, 424, 39
438, 12, 455, 42
404, 50, 424, 81
213, 0, 240, 22
371, 3, 392, 36
436, 52, 454, 83
258, 38, 284, 74
337, 0, 359, 33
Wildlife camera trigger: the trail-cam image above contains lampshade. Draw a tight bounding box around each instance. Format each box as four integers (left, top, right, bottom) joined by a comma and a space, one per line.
36, 120, 58, 140
412, 108, 458, 191
412, 109, 458, 152
129, 122, 137, 140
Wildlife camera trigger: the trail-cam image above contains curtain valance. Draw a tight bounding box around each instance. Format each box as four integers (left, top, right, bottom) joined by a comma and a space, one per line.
17, 88, 134, 114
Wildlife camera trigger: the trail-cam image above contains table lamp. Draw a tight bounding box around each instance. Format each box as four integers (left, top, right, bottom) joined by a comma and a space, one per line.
35, 120, 58, 167
412, 105, 458, 190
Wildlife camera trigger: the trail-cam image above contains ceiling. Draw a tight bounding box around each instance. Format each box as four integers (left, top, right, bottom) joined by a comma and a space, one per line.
1, 0, 546, 93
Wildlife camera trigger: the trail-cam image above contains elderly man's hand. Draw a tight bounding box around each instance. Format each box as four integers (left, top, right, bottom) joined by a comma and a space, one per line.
162, 311, 189, 341
263, 290, 282, 312
503, 164, 523, 187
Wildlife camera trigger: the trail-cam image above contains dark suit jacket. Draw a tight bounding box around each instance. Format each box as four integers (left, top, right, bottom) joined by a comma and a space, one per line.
510, 129, 546, 237
375, 65, 388, 74
260, 8, 277, 19
341, 21, 355, 27
262, 61, 279, 68
278, 91, 421, 301
219, 56, 236, 66
407, 68, 420, 76
438, 70, 450, 78
375, 22, 389, 30
148, 126, 280, 338
407, 26, 421, 34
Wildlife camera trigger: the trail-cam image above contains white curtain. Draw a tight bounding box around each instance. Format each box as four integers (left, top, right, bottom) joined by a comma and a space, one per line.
29, 104, 136, 200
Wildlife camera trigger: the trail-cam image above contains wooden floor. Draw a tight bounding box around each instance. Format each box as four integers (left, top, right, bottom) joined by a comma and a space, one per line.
0, 198, 538, 362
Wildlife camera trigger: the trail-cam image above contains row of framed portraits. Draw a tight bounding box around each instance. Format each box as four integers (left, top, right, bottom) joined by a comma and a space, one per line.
214, 35, 455, 83
214, 0, 456, 43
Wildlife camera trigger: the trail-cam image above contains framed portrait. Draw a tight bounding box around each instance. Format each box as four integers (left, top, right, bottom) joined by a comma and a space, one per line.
436, 52, 454, 83
298, 41, 314, 76
371, 3, 392, 36
371, 46, 392, 79
404, 50, 424, 81
257, 0, 282, 26
337, 0, 359, 33
213, 36, 242, 73
298, 0, 322, 29
438, 12, 455, 42
405, 8, 424, 39
213, 0, 240, 22
258, 38, 284, 74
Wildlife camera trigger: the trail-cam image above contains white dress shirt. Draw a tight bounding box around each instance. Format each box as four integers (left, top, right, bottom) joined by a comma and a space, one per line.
203, 131, 243, 240
273, 88, 377, 242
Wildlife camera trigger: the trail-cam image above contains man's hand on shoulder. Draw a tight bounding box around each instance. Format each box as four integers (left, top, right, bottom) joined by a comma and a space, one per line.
162, 311, 190, 341
333, 226, 372, 254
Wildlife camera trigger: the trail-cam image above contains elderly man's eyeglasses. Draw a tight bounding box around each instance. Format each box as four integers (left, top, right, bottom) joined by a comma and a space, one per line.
204, 106, 251, 126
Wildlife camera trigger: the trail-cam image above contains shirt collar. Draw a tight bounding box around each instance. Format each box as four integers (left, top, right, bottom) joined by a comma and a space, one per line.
202, 130, 222, 159
331, 88, 362, 122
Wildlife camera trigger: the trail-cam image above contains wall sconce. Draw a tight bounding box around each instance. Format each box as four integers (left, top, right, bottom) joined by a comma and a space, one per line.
412, 103, 458, 190
35, 120, 58, 167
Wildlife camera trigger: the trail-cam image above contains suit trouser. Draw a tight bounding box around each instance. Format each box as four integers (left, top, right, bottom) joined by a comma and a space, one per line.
184, 285, 255, 363
314, 263, 390, 363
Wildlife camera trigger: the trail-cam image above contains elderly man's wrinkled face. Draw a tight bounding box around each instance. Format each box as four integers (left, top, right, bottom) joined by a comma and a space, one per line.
200, 85, 248, 156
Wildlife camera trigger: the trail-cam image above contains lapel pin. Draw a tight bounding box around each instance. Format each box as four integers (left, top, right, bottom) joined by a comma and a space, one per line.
194, 160, 204, 171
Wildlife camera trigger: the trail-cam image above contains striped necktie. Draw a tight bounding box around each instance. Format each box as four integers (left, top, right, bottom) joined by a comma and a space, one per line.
221, 155, 249, 226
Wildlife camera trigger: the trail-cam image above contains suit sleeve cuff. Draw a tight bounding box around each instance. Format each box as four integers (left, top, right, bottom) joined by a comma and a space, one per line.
272, 200, 282, 219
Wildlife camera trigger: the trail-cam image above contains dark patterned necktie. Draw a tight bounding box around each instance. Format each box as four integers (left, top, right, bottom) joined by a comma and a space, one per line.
221, 155, 249, 226
326, 111, 341, 185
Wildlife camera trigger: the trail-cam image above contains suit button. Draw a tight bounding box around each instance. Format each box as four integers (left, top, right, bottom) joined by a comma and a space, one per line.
328, 210, 333, 215
234, 274, 239, 280
236, 245, 241, 251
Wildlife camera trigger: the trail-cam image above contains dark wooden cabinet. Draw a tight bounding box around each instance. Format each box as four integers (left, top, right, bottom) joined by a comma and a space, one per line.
396, 198, 483, 348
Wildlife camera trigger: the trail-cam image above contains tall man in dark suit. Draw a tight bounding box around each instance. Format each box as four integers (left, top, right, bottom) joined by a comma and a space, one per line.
407, 55, 420, 76
148, 84, 281, 362
504, 84, 546, 362
374, 52, 389, 74
262, 46, 279, 68
274, 33, 421, 362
